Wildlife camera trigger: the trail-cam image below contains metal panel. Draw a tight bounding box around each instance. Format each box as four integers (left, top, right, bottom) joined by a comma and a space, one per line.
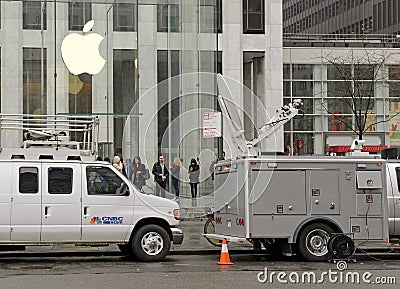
251, 170, 306, 215
41, 163, 82, 242
310, 170, 340, 215
350, 218, 383, 240
356, 194, 382, 216
0, 163, 12, 241
11, 163, 41, 241
356, 171, 383, 189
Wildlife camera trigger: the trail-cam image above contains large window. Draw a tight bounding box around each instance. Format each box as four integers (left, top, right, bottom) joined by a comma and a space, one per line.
113, 50, 136, 154
23, 48, 47, 115
243, 0, 264, 34
19, 167, 38, 194
157, 50, 180, 153
200, 0, 222, 33
113, 4, 136, 32
48, 168, 73, 194
157, 4, 180, 32
23, 1, 46, 30
69, 73, 92, 115
69, 2, 92, 31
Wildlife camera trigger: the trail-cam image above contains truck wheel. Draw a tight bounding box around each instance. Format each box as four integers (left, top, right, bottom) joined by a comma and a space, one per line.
297, 223, 334, 261
132, 224, 171, 262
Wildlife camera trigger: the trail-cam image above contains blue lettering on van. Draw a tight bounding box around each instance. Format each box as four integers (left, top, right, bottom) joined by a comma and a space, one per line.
101, 216, 124, 225
90, 216, 123, 224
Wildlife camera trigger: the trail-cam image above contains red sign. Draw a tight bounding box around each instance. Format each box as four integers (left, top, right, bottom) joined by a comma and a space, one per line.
329, 145, 388, 153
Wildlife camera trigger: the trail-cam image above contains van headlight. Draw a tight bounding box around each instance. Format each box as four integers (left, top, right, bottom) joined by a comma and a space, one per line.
173, 209, 180, 220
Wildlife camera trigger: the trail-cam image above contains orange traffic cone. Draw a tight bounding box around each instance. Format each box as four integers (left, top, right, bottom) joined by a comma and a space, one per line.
217, 239, 233, 265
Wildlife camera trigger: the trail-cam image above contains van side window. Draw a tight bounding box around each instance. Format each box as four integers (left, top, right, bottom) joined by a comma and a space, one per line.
396, 168, 400, 192
48, 168, 73, 194
86, 166, 127, 196
19, 167, 38, 194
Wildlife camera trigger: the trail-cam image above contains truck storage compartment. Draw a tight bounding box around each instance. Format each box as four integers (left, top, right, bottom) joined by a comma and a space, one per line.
309, 170, 340, 215
251, 170, 306, 215
356, 171, 382, 189
356, 193, 382, 216
350, 217, 383, 240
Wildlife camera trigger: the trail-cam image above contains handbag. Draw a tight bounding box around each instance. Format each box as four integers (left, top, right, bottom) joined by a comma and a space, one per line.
142, 168, 150, 180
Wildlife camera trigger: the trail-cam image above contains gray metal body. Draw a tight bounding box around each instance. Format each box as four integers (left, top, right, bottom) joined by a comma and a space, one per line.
214, 156, 398, 245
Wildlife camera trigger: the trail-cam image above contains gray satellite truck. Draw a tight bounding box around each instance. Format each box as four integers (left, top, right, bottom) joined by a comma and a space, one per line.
208, 76, 400, 261
213, 154, 400, 261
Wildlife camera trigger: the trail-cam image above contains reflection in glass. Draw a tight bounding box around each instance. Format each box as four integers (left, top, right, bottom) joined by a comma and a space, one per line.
113, 49, 136, 155
157, 4, 179, 32
292, 81, 313, 97
23, 1, 46, 30
292, 64, 313, 79
113, 4, 136, 32
69, 2, 92, 31
200, 0, 221, 33
327, 65, 351, 80
23, 48, 47, 115
68, 73, 92, 142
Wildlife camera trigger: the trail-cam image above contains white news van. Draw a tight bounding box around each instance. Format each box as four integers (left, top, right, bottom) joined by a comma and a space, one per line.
0, 114, 183, 262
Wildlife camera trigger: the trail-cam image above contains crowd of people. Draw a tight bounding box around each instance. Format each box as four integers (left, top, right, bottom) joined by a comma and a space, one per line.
97, 154, 206, 200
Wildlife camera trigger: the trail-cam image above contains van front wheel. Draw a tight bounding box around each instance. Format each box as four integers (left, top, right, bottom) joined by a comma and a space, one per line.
132, 224, 171, 262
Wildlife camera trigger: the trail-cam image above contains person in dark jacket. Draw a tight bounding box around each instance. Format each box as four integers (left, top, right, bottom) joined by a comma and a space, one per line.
188, 158, 200, 199
169, 157, 181, 199
152, 154, 169, 197
131, 156, 147, 191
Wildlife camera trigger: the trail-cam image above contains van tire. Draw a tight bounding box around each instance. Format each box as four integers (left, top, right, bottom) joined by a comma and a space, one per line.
131, 224, 171, 262
297, 223, 334, 261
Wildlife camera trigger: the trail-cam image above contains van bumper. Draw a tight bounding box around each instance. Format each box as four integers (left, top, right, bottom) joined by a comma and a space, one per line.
171, 227, 184, 244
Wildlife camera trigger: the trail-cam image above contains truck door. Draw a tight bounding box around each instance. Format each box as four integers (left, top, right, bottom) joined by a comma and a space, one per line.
0, 163, 12, 241
387, 164, 400, 236
41, 163, 82, 241
11, 163, 41, 241
82, 165, 133, 242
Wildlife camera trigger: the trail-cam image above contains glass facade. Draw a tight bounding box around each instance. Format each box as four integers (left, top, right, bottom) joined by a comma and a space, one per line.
0, 0, 218, 199
283, 61, 399, 155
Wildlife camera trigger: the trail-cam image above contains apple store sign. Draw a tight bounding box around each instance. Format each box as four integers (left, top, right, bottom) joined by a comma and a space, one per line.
61, 20, 106, 76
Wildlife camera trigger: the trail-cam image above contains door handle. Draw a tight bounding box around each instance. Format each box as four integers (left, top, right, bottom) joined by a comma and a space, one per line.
44, 206, 50, 217
83, 206, 89, 217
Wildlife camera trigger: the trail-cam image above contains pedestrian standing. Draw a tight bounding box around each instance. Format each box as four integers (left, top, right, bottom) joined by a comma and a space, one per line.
169, 157, 181, 200
131, 156, 147, 191
152, 154, 169, 197
112, 155, 123, 173
188, 158, 200, 199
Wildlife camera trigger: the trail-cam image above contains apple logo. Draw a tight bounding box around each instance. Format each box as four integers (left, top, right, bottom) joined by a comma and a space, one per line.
61, 20, 106, 75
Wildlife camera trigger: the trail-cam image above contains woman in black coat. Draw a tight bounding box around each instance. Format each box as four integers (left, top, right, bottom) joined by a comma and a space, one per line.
131, 156, 147, 191
188, 158, 200, 198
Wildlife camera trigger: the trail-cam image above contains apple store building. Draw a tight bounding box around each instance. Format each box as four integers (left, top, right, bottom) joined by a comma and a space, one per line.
0, 1, 220, 171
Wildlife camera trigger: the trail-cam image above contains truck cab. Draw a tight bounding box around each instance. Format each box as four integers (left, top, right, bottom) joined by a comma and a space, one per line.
386, 162, 400, 237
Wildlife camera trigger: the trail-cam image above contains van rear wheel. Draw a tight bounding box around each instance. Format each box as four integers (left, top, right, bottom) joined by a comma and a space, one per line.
297, 223, 334, 261
132, 224, 171, 262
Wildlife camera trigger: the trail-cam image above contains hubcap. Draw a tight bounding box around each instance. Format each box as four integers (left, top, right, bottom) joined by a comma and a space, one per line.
141, 232, 164, 256
306, 229, 329, 257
